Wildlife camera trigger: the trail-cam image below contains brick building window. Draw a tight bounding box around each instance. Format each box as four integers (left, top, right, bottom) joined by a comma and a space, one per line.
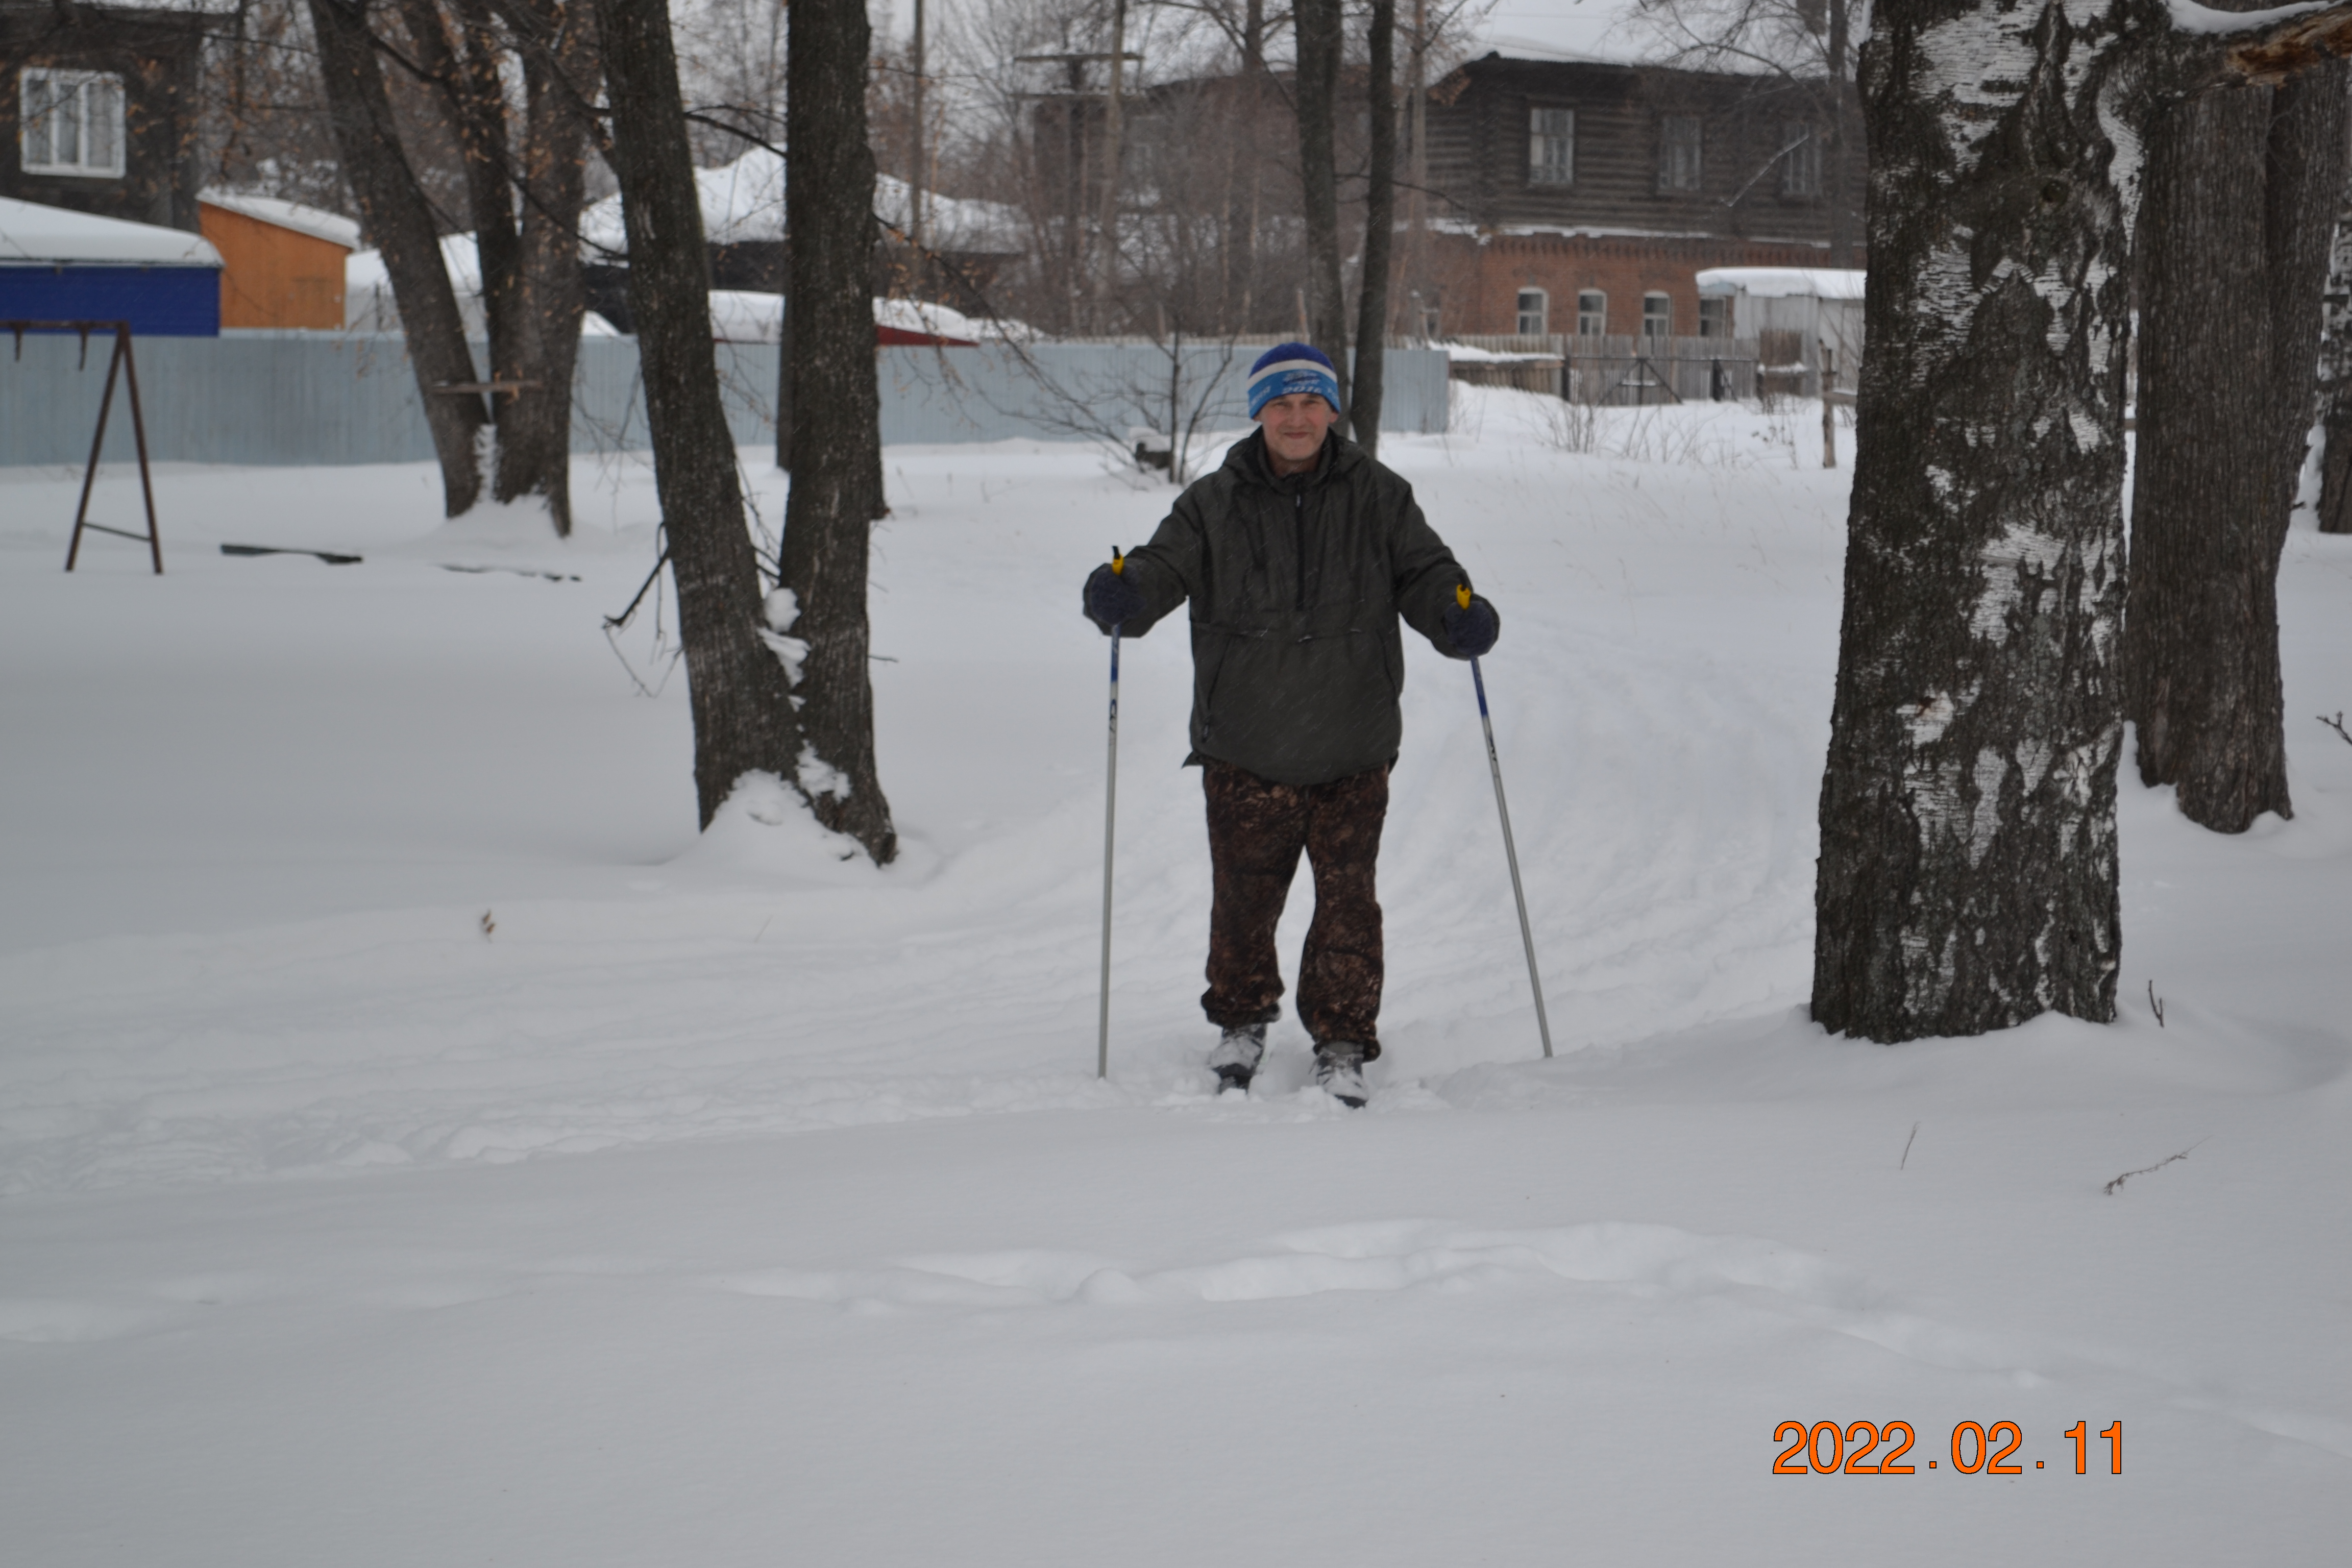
1698, 297, 1729, 337
1528, 107, 1574, 186
19, 69, 125, 178
1516, 288, 1548, 336
1781, 123, 1822, 197
1643, 293, 1673, 338
1577, 290, 1606, 336
1657, 115, 1703, 192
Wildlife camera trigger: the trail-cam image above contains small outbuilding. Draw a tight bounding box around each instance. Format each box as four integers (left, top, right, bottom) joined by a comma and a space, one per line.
198, 191, 359, 330
1694, 267, 1865, 397
0, 193, 221, 333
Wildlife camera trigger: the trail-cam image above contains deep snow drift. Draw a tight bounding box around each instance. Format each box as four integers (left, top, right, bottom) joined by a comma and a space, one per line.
3, 389, 2347, 1563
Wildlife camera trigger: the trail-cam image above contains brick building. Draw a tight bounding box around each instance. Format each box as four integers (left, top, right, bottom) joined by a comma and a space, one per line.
1409, 53, 1862, 340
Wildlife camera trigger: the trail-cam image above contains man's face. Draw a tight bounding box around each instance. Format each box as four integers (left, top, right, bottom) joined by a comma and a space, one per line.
1257, 391, 1340, 471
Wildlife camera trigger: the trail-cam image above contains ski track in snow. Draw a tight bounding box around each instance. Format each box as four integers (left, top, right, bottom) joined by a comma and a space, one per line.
0, 403, 1840, 1198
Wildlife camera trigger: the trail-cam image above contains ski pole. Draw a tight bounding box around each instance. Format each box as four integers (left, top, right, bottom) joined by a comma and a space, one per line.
1460, 584, 1553, 1058
1098, 548, 1125, 1079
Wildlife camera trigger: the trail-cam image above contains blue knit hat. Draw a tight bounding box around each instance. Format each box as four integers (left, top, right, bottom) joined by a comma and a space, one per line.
1247, 342, 1341, 418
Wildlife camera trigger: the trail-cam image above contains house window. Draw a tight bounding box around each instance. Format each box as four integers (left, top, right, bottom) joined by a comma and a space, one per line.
19, 69, 126, 178
1698, 296, 1729, 338
1781, 123, 1823, 197
1528, 107, 1574, 187
1642, 293, 1673, 338
1515, 288, 1548, 336
1577, 290, 1607, 336
1657, 115, 1703, 192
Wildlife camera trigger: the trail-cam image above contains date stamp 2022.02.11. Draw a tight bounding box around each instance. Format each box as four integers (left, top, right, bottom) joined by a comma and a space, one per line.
1774, 1420, 2123, 1477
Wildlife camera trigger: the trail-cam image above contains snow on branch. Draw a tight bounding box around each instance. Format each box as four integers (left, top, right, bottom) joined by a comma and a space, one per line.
2193, 0, 2352, 83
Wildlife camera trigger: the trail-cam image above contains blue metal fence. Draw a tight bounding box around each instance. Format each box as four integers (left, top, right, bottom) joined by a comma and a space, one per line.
0, 333, 1447, 467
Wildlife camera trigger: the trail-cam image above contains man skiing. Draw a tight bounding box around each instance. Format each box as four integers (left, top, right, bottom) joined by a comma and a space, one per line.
1081, 342, 1501, 1108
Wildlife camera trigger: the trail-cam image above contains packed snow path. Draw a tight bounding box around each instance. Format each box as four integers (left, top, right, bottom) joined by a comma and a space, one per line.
3, 393, 2347, 1562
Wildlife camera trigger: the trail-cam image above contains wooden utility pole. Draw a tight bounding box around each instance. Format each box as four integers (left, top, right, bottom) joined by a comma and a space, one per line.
910, 0, 925, 264
1096, 0, 1125, 331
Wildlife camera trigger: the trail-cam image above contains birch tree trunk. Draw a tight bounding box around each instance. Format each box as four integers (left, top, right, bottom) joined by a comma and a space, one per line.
1352, 0, 1396, 456
783, 0, 898, 863
591, 0, 803, 828
2315, 111, 2352, 534
2127, 61, 2345, 832
306, 0, 488, 516
1814, 0, 2352, 1042
1293, 0, 1350, 407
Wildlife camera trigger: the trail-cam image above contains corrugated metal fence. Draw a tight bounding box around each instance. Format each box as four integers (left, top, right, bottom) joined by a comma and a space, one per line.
0, 333, 1449, 467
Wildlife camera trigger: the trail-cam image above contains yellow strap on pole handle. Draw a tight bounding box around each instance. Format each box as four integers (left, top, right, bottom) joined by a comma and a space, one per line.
1112, 547, 1125, 575
1456, 583, 1471, 610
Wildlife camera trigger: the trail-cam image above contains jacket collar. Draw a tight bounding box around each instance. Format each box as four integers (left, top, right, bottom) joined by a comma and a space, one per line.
1229, 426, 1359, 492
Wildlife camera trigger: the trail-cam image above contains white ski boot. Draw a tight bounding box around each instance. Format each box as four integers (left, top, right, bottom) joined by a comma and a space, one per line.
1208, 1023, 1267, 1093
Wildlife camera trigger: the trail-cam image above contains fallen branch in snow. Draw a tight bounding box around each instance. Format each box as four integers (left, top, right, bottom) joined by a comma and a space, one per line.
2319, 711, 2352, 746
2103, 1140, 2207, 1196
2148, 979, 2166, 1027
1900, 1121, 1919, 1170
480, 910, 496, 941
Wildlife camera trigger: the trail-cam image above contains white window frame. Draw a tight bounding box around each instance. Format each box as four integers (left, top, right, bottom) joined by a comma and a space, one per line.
1576, 290, 1606, 337
1528, 107, 1574, 187
1515, 287, 1548, 337
19, 68, 126, 178
1780, 123, 1822, 198
1657, 115, 1703, 193
1641, 292, 1673, 338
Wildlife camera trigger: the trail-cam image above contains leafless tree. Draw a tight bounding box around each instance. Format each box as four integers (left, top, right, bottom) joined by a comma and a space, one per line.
2127, 60, 2347, 834
1811, 0, 2352, 1044
1625, 0, 1866, 265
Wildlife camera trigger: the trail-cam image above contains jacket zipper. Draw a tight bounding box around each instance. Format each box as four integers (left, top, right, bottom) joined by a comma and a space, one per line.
1293, 491, 1306, 610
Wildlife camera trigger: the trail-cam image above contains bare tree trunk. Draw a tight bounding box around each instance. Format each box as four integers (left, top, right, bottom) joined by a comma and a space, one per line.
2315, 90, 2352, 534
1352, 0, 1395, 455
1826, 0, 1854, 268
496, 0, 598, 532
1293, 0, 1349, 407
2127, 61, 2345, 831
306, 0, 487, 515
1811, 0, 2352, 1043
591, 0, 802, 827
784, 0, 897, 863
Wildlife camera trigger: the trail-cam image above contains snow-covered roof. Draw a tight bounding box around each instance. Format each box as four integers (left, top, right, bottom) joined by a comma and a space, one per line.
578, 148, 1024, 256
345, 232, 482, 298
873, 296, 1036, 343
1696, 267, 1866, 301
706, 290, 1037, 345
199, 191, 362, 251
0, 196, 222, 268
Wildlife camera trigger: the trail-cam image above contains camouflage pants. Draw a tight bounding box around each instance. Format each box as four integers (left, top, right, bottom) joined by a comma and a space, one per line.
1200, 760, 1389, 1057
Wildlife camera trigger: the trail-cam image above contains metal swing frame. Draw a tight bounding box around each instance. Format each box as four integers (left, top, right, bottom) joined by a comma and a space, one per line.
5, 320, 163, 574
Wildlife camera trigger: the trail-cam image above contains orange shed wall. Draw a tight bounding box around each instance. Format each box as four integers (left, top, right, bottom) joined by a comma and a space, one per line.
198, 205, 349, 330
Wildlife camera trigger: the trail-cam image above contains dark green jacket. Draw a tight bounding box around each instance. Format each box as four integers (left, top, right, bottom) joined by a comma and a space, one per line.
1118, 429, 1473, 786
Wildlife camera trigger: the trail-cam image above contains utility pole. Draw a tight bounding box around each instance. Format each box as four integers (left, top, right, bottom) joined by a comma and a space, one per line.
1409, 0, 1427, 334
911, 0, 926, 270
1096, 0, 1126, 332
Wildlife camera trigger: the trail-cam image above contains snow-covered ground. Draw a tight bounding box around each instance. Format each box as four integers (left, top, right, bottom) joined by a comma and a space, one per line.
4, 390, 2347, 1563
